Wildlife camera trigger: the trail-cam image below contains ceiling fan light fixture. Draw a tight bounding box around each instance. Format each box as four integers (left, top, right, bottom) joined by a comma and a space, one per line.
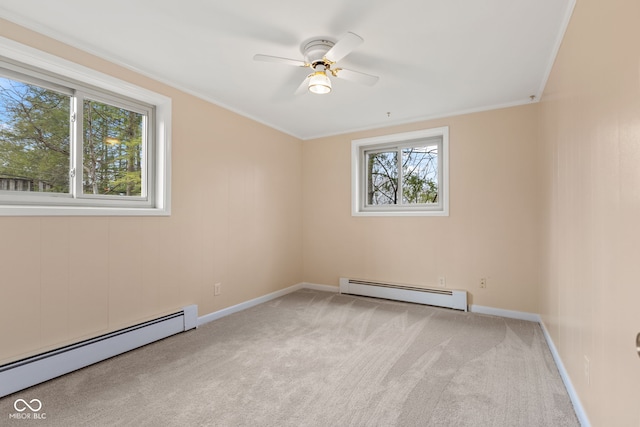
308, 71, 331, 94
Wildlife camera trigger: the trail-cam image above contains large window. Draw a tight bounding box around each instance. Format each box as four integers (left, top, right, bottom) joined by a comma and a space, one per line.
0, 38, 171, 216
352, 127, 449, 216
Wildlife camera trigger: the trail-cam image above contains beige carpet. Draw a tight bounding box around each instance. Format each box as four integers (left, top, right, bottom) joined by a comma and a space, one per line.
1, 289, 579, 426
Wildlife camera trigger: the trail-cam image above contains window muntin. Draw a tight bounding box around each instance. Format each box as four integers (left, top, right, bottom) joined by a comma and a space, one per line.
0, 55, 162, 212
352, 127, 449, 216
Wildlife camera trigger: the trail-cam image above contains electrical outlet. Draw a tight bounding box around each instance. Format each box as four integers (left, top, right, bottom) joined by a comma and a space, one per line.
583, 355, 590, 385
480, 278, 487, 289
438, 277, 446, 287
214, 283, 221, 296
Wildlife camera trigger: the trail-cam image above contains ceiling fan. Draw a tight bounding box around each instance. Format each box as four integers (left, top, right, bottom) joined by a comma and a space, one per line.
253, 32, 379, 95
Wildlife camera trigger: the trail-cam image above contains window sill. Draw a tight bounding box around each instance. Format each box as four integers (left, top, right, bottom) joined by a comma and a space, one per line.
352, 209, 449, 217
0, 205, 170, 216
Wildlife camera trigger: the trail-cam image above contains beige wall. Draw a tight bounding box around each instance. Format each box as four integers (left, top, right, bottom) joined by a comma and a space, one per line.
0, 19, 303, 365
302, 105, 542, 313
538, 0, 640, 425
3, 2, 640, 423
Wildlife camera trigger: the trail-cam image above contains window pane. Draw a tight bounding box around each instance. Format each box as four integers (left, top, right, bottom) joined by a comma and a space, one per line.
366, 150, 398, 205
0, 77, 70, 193
402, 145, 438, 204
83, 99, 144, 196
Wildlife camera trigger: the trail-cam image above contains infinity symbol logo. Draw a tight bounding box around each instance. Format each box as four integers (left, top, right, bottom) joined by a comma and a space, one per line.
13, 398, 42, 412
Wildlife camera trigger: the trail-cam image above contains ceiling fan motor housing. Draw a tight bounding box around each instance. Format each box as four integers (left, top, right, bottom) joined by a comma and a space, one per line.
302, 39, 334, 67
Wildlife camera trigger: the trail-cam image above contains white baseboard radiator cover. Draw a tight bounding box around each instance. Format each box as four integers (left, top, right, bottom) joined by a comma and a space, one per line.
0, 304, 198, 398
339, 278, 468, 312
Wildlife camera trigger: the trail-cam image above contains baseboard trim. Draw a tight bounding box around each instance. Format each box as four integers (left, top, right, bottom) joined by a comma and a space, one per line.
469, 304, 541, 322
300, 282, 339, 293
198, 283, 304, 326
539, 320, 590, 427
198, 285, 544, 324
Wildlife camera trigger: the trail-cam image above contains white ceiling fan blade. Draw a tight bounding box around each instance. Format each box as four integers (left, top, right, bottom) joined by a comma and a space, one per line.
334, 68, 379, 86
253, 54, 307, 67
294, 75, 312, 95
324, 32, 363, 63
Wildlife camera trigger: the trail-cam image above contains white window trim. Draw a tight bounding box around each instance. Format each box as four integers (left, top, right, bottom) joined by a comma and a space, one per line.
0, 36, 171, 216
351, 127, 449, 217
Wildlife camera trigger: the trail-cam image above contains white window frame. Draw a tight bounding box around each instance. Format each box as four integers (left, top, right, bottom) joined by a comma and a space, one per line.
0, 36, 171, 216
352, 127, 449, 216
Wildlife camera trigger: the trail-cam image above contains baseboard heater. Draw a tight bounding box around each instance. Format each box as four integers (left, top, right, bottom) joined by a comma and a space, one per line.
0, 304, 198, 398
339, 278, 467, 311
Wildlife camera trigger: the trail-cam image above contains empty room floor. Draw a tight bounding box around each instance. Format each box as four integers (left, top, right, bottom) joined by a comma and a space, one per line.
0, 289, 579, 426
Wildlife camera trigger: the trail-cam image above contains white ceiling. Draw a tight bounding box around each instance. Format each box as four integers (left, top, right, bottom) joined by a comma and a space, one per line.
0, 0, 574, 140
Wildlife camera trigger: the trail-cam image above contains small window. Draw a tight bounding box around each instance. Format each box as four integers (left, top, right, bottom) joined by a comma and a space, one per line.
0, 38, 171, 216
352, 127, 449, 216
